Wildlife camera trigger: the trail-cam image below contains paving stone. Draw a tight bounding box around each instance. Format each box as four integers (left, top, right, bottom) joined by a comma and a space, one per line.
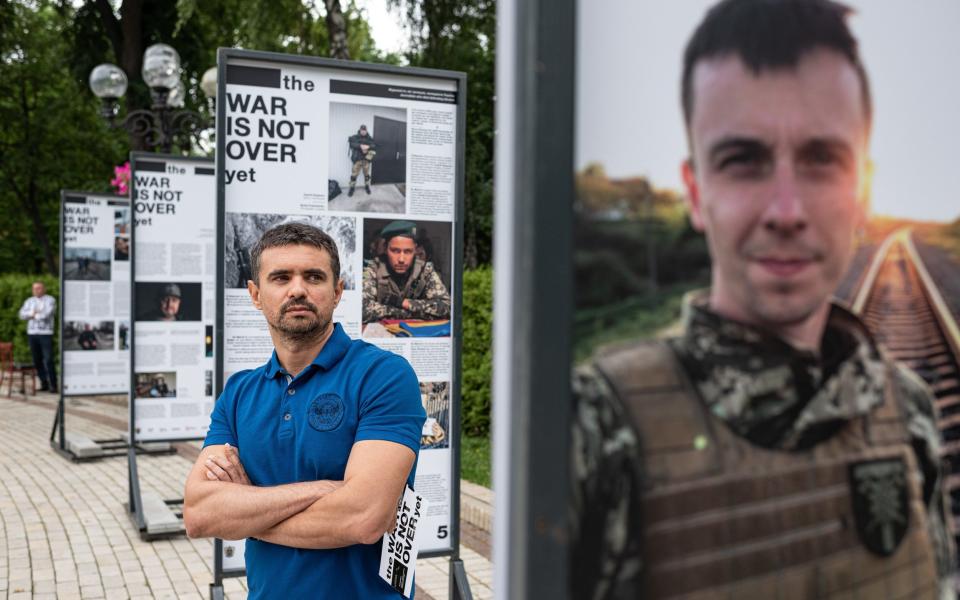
80, 584, 105, 598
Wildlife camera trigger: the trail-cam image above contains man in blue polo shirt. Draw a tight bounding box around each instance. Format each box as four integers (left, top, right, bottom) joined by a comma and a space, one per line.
183, 222, 425, 598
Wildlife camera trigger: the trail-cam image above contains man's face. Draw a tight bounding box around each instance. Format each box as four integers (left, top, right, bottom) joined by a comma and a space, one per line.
32, 283, 44, 297
160, 295, 181, 320
360, 128, 368, 137
386, 236, 417, 275
248, 244, 344, 340
682, 49, 869, 331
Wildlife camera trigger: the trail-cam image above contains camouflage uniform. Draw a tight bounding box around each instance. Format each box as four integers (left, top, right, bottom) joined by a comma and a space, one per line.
348, 131, 376, 191
571, 291, 956, 599
361, 257, 451, 323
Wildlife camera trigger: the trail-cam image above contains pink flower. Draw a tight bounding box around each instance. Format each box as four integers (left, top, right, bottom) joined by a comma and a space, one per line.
111, 162, 131, 195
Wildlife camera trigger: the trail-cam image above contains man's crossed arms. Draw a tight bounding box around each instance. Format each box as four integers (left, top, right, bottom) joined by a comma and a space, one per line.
183, 440, 414, 548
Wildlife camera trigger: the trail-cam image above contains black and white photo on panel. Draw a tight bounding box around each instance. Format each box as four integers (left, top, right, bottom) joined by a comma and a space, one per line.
134, 371, 177, 399
224, 213, 357, 289
420, 381, 450, 450
328, 102, 407, 214
63, 247, 111, 281
63, 320, 115, 351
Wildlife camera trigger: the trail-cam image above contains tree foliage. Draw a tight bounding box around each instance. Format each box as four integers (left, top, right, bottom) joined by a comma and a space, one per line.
1, 0, 493, 275
389, 0, 495, 267
0, 1, 127, 276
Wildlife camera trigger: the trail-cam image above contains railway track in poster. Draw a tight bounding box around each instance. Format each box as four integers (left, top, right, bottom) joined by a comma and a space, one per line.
851, 229, 960, 541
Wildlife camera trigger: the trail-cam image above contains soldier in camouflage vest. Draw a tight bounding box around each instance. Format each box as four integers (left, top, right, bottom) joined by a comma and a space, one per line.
362, 220, 451, 324
570, 1, 957, 598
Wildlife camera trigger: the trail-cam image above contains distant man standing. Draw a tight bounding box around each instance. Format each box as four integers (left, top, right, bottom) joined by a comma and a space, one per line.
348, 124, 377, 197
18, 281, 57, 392
362, 221, 451, 323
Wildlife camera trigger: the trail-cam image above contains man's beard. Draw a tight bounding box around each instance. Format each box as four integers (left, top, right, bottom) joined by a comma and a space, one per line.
270, 298, 330, 343
386, 256, 416, 282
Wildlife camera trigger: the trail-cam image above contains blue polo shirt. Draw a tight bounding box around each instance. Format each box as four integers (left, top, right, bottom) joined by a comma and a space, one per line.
203, 323, 425, 599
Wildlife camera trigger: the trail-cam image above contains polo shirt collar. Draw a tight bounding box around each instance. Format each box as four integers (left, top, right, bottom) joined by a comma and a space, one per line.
262, 323, 351, 379
311, 323, 351, 371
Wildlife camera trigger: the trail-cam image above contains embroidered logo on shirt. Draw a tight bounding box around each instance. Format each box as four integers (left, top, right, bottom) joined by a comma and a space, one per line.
308, 393, 345, 432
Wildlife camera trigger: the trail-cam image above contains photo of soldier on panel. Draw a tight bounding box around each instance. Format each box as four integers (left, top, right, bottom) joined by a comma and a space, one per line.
362, 218, 452, 337
327, 102, 407, 214
114, 236, 129, 261
114, 205, 130, 235
63, 320, 115, 351
63, 247, 111, 281
224, 213, 357, 290
118, 321, 129, 350
420, 381, 450, 450
134, 371, 177, 398
135, 282, 202, 322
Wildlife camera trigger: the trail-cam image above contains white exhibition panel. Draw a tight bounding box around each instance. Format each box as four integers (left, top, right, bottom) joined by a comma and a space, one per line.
61, 192, 131, 396
131, 156, 216, 442
220, 52, 462, 555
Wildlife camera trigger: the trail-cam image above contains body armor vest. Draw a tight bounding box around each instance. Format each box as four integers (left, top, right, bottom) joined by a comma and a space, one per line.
375, 259, 428, 301
595, 341, 940, 600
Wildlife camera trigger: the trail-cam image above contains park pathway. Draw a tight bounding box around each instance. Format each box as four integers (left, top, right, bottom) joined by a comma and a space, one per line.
0, 393, 493, 599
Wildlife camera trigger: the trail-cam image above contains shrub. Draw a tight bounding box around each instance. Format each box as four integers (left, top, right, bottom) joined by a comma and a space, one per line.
0, 274, 60, 363
461, 266, 493, 436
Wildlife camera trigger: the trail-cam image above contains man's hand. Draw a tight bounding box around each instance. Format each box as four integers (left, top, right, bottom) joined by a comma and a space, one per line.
360, 143, 370, 153
401, 299, 412, 311
205, 443, 251, 485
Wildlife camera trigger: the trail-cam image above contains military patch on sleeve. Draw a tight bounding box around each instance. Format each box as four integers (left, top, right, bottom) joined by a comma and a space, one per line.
849, 457, 909, 557
308, 393, 345, 432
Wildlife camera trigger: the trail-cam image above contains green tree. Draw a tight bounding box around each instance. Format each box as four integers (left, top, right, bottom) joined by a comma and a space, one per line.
0, 1, 126, 276
71, 0, 394, 152
389, 0, 495, 266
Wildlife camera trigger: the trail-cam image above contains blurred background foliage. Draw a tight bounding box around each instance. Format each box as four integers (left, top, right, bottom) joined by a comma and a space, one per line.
0, 0, 494, 276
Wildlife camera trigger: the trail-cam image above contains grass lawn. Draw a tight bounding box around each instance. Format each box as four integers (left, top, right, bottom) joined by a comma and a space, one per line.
460, 435, 491, 488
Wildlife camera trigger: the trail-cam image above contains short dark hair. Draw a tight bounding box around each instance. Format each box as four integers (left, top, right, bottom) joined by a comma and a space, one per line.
682, 0, 871, 131
250, 222, 341, 284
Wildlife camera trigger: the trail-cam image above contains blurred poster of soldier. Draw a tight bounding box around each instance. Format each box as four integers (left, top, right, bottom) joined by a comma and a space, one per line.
118, 322, 129, 350
62, 320, 114, 352
114, 236, 129, 261
136, 282, 203, 322
362, 220, 450, 324
139, 283, 183, 321
77, 324, 98, 350
570, 1, 957, 599
347, 124, 376, 197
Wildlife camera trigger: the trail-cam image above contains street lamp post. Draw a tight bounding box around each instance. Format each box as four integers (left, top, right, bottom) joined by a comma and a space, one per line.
89, 44, 216, 154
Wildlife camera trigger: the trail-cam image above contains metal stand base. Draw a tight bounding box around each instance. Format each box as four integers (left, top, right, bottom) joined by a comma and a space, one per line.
450, 558, 474, 600
49, 438, 129, 462
127, 446, 186, 541
209, 583, 224, 600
